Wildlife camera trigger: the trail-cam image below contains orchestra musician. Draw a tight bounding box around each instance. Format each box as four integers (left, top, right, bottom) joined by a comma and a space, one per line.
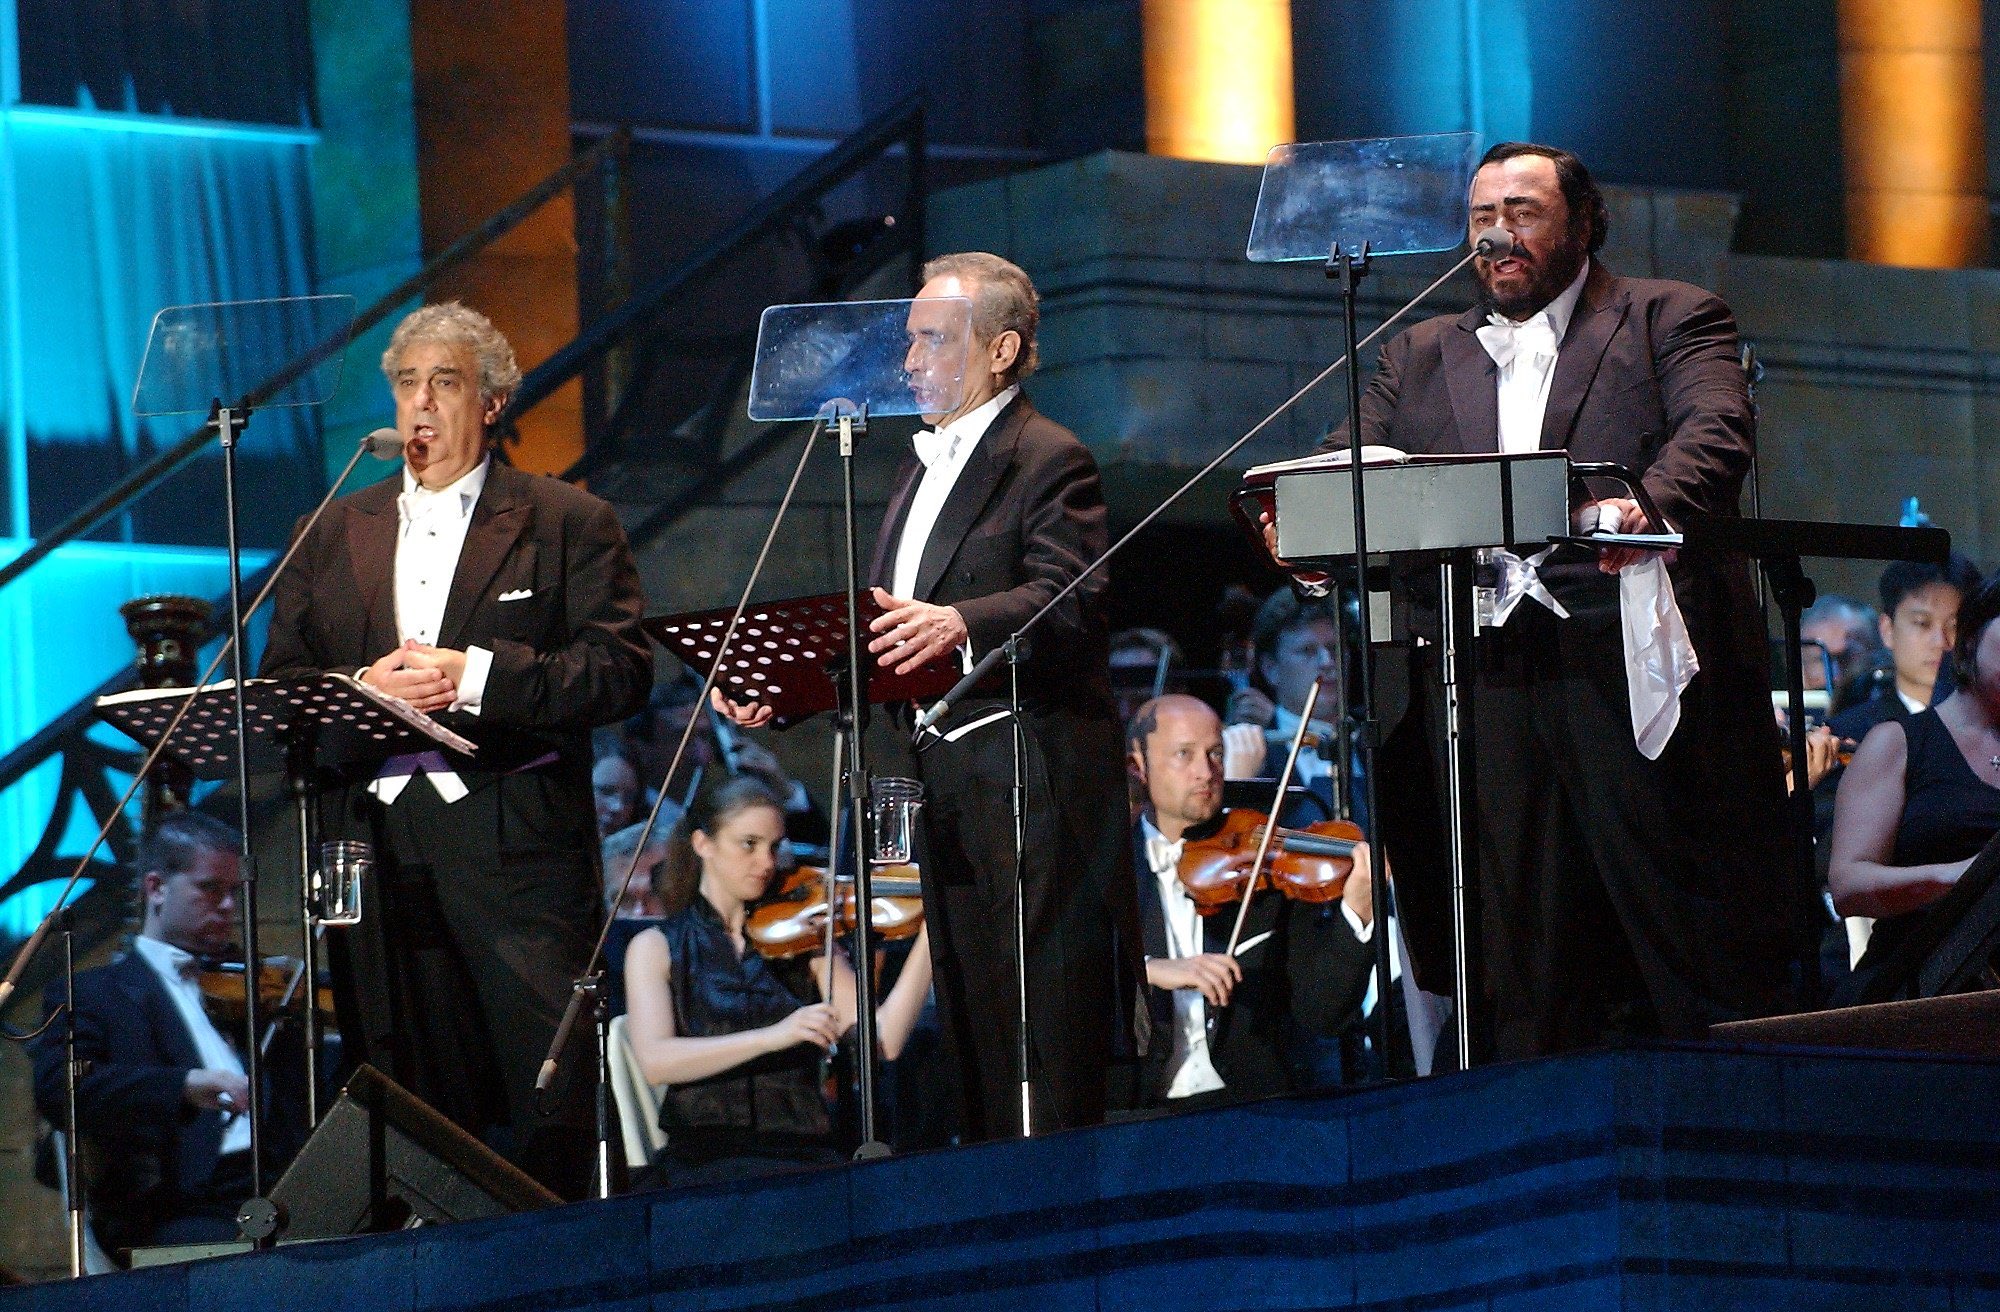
31, 813, 308, 1257
1112, 695, 1374, 1112
1311, 142, 1807, 1058
1830, 578, 2000, 997
260, 302, 653, 1198
621, 777, 931, 1185
715, 251, 1147, 1140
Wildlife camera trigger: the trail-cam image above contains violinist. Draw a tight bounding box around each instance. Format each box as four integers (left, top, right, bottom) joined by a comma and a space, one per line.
1830, 578, 2000, 999
1111, 696, 1374, 1113
31, 812, 308, 1258
622, 777, 932, 1186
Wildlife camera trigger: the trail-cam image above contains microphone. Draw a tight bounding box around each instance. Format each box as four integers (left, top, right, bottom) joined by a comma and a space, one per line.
365, 427, 405, 457
1473, 226, 1514, 258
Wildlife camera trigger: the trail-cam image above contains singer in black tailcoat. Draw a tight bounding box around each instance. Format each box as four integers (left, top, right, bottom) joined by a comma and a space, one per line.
260, 304, 651, 1196
1324, 144, 1807, 1059
720, 254, 1146, 1141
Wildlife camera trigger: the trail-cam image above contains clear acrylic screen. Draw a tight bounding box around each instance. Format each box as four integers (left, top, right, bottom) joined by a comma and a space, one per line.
1246, 132, 1482, 262
747, 296, 972, 422
132, 294, 355, 416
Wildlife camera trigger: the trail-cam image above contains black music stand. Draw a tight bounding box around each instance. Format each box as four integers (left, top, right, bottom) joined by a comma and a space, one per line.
645, 591, 959, 730
98, 675, 475, 1133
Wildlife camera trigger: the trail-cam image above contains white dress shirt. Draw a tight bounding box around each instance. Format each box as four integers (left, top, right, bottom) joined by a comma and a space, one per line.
373, 458, 496, 804
890, 384, 1019, 601
1141, 815, 1227, 1099
131, 936, 251, 1154
1480, 260, 1590, 454
1271, 703, 1338, 788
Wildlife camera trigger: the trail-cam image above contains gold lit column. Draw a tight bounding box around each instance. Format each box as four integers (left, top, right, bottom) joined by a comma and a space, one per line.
1838, 0, 1988, 267
1142, 0, 1296, 164
412, 0, 584, 474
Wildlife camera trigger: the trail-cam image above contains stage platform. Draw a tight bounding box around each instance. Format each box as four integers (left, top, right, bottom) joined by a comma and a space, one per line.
4, 1044, 1998, 1311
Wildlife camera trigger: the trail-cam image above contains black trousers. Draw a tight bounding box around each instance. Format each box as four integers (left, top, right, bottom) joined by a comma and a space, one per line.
326, 770, 603, 1199
1388, 599, 1805, 1060
885, 698, 1133, 1142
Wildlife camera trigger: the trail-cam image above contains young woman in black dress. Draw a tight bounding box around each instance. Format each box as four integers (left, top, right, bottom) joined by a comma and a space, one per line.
1831, 578, 2000, 986
622, 776, 931, 1185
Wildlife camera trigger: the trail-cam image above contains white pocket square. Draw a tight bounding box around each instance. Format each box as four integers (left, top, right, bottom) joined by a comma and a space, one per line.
497, 588, 533, 602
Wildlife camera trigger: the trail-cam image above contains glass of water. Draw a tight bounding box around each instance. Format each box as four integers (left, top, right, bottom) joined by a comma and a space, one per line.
314, 840, 371, 927
869, 777, 924, 866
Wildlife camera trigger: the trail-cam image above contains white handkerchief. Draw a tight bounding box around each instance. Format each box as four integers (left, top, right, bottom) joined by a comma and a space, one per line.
497, 588, 532, 602
1619, 554, 1699, 760
1483, 544, 1570, 628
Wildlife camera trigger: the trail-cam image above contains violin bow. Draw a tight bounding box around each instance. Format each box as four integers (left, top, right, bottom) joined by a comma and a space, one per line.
1223, 679, 1324, 960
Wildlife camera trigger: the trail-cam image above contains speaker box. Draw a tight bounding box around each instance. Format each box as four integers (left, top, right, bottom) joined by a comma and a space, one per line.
270, 1064, 559, 1239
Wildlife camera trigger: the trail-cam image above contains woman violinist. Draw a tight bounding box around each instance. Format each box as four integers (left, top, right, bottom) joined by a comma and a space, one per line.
1830, 578, 2000, 998
622, 776, 931, 1185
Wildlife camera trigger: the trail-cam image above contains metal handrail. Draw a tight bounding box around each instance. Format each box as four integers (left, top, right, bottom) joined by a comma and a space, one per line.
0, 129, 632, 597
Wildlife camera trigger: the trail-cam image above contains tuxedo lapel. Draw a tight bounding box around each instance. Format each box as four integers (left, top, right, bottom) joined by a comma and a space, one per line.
1540, 265, 1627, 451
119, 954, 203, 1071
346, 482, 399, 657
440, 463, 531, 652
912, 397, 1023, 602
868, 456, 925, 590
1443, 307, 1500, 454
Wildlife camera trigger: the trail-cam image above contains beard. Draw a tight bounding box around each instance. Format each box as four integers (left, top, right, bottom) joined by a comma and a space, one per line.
1478, 231, 1589, 321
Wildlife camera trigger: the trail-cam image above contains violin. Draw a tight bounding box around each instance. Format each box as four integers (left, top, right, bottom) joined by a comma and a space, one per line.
197, 956, 336, 1027
744, 865, 925, 959
1177, 808, 1362, 913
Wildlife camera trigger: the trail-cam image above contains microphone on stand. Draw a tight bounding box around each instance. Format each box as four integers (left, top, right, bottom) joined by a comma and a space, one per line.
1473, 226, 1514, 259
364, 426, 405, 457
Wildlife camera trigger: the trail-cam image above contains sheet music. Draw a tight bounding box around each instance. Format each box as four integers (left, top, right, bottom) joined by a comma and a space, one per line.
1246, 445, 1411, 478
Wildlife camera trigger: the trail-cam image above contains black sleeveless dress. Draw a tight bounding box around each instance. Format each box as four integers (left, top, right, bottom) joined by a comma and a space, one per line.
1850, 707, 2000, 982
639, 897, 836, 1186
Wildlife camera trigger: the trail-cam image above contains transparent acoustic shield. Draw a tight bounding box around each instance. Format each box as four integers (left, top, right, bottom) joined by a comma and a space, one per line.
747, 296, 973, 423
1246, 132, 1482, 263
132, 294, 355, 417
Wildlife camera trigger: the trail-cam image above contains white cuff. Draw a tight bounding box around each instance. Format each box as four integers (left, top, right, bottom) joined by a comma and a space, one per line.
451, 645, 494, 715
1341, 901, 1374, 942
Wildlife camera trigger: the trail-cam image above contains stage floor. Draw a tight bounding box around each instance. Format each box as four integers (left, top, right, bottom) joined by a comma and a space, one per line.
5, 1043, 1998, 1311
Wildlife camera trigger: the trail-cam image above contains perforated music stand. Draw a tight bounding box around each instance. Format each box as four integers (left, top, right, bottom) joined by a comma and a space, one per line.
643, 592, 959, 730
99, 673, 471, 1125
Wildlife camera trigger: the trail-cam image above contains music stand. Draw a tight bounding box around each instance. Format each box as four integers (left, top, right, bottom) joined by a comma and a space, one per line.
98, 675, 472, 1130
644, 592, 958, 727
129, 295, 354, 1192
741, 296, 971, 1153
1246, 138, 1484, 1074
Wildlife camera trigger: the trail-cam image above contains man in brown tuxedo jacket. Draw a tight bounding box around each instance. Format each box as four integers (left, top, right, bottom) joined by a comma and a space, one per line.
1324, 144, 1808, 1059
260, 303, 651, 1196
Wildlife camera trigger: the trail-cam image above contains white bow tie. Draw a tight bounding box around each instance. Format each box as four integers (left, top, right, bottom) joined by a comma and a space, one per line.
398, 488, 461, 528
1144, 833, 1184, 877
1476, 311, 1559, 372
913, 427, 957, 469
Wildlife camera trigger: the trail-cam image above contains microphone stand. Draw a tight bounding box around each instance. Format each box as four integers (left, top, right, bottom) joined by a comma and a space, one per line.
0, 426, 400, 1269
914, 232, 1515, 1123
541, 418, 824, 1197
